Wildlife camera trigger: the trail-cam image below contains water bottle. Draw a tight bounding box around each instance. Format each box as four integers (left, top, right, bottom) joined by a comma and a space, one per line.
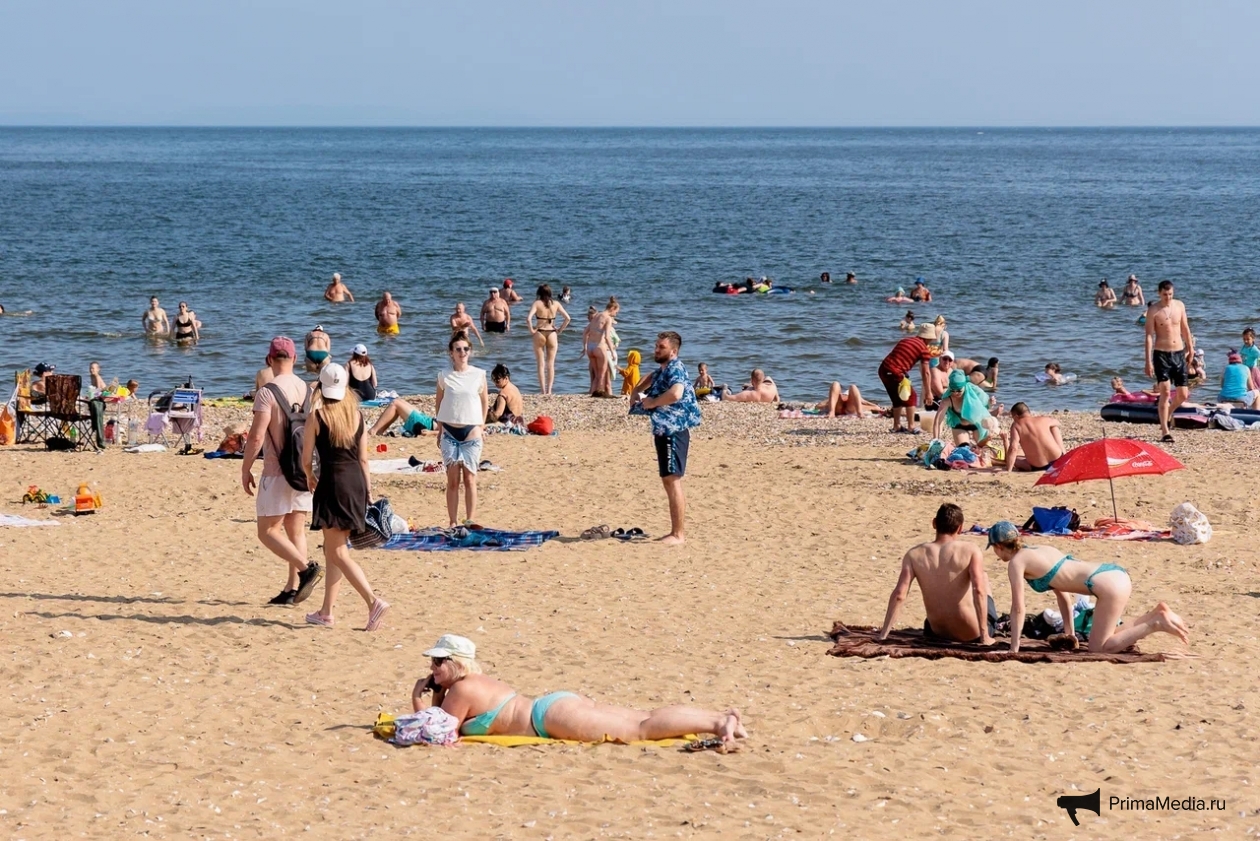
128, 418, 140, 444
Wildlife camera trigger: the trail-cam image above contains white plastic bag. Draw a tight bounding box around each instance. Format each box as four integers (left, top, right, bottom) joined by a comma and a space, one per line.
1169, 502, 1212, 545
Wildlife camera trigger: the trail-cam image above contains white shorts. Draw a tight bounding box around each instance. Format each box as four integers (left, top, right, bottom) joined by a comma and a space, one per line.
255, 474, 313, 518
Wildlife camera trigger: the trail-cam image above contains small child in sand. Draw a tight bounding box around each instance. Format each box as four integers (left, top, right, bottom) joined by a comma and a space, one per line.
618, 349, 641, 396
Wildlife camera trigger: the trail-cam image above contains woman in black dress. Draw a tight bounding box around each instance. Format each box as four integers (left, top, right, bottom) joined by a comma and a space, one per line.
300, 363, 390, 631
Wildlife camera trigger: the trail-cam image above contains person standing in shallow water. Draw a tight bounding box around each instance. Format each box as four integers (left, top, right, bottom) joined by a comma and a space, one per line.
526, 284, 570, 395
632, 331, 702, 545
1144, 279, 1193, 444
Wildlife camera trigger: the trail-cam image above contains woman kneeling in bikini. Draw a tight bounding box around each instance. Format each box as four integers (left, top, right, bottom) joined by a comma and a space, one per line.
412, 634, 748, 749
986, 521, 1189, 654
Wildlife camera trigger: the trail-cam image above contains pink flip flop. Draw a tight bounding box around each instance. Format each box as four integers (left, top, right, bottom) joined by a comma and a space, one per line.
305, 612, 334, 628
365, 598, 391, 632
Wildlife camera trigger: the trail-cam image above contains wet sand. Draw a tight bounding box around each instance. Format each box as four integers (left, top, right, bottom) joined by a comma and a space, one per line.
0, 400, 1252, 838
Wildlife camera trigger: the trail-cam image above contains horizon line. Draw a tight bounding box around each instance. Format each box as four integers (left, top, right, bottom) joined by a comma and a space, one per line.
2, 123, 1260, 131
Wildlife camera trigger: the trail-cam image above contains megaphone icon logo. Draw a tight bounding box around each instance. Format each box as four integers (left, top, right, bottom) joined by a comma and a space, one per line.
1056, 788, 1101, 825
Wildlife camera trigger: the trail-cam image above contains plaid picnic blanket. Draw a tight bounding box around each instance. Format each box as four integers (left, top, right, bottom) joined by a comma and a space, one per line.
382, 526, 559, 552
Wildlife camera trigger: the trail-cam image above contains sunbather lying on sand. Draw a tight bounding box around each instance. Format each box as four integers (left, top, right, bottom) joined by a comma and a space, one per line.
369, 398, 434, 437
815, 382, 882, 417
986, 520, 1190, 654
412, 634, 748, 749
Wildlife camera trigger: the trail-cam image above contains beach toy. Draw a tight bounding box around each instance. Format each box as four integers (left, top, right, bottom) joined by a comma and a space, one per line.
73, 482, 103, 514
376, 443, 388, 453
22, 486, 51, 505
1035, 372, 1078, 384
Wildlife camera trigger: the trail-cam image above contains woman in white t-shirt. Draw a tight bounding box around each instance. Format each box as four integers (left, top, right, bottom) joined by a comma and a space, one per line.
435, 332, 489, 526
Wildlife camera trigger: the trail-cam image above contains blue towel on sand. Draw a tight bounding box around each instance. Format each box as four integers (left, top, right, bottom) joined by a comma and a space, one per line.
383, 527, 559, 552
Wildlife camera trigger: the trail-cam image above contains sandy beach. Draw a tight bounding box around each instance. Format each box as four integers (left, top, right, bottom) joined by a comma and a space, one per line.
1, 399, 1254, 838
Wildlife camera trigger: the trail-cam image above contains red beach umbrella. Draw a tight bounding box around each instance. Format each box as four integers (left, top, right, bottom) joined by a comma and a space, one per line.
1035, 438, 1185, 520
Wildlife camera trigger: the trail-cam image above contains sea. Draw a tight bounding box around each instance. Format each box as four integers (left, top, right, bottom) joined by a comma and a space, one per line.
2, 127, 1259, 411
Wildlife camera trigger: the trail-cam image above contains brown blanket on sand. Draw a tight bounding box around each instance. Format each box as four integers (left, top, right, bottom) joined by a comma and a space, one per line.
827, 620, 1169, 664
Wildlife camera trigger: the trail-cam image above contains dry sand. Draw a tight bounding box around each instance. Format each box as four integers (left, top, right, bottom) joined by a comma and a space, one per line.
1, 398, 1256, 839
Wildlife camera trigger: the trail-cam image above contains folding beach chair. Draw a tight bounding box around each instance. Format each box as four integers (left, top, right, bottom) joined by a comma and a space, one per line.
165, 388, 203, 452
13, 369, 54, 444
43, 374, 100, 451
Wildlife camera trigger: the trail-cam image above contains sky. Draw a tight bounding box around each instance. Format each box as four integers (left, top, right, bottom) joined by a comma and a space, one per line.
1, 0, 1258, 126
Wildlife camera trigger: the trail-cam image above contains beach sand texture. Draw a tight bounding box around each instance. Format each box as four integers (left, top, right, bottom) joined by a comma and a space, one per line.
1, 401, 1254, 838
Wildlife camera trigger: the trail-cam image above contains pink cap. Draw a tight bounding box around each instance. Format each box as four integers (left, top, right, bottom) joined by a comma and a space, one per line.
268, 336, 296, 359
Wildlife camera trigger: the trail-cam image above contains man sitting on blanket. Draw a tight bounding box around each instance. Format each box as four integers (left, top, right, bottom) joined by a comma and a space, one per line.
877, 503, 996, 645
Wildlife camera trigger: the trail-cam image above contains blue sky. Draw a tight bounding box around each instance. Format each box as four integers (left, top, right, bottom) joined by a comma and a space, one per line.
2, 0, 1257, 126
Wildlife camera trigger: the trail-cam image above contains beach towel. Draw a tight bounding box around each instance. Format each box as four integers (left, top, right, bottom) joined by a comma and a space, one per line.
0, 513, 60, 527
372, 713, 694, 747
382, 526, 558, 552
369, 458, 443, 474
826, 620, 1169, 663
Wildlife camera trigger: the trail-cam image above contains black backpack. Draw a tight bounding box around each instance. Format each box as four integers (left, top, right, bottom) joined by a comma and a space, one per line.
264, 382, 311, 492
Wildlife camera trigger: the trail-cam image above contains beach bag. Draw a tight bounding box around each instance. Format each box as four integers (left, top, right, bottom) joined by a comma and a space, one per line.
527, 416, 554, 436
897, 376, 912, 401
350, 498, 395, 550
0, 406, 14, 445
1169, 502, 1211, 545
390, 707, 460, 746
1023, 506, 1080, 535
263, 382, 311, 492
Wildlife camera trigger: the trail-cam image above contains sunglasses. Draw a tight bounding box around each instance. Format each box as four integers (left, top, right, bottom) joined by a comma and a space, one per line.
453, 347, 471, 354
431, 656, 449, 666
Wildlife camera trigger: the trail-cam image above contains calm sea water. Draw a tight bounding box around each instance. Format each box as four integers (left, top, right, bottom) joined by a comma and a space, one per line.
2, 128, 1259, 410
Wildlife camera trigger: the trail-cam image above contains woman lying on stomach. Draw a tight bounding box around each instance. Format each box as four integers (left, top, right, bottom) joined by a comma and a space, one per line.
412, 634, 747, 749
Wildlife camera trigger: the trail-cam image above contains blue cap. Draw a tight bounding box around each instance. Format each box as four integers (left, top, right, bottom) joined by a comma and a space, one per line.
986, 520, 1020, 548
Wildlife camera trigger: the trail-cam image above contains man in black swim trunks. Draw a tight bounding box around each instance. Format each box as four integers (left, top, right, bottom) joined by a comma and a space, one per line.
877, 503, 996, 645
1144, 279, 1194, 443
480, 288, 511, 334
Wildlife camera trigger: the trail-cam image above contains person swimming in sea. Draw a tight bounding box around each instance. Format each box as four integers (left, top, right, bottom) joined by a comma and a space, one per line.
899, 311, 916, 332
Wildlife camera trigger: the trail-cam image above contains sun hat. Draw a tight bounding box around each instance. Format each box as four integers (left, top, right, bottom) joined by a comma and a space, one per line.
352, 343, 368, 356
267, 336, 296, 359
33, 362, 56, 376
489, 287, 499, 293
940, 351, 956, 361
916, 324, 938, 341
986, 520, 1021, 548
319, 363, 349, 401
503, 278, 514, 287
313, 324, 324, 332
424, 634, 476, 659
914, 278, 925, 285
1129, 274, 1138, 281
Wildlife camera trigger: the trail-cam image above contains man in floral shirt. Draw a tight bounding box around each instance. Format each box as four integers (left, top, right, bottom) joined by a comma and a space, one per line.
634, 331, 702, 545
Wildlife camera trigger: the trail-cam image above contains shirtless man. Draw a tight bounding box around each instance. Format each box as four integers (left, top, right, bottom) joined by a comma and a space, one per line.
324, 273, 354, 303
449, 303, 484, 346
375, 292, 402, 335
877, 503, 996, 645
723, 369, 779, 403
927, 352, 957, 409
304, 326, 331, 373
480, 288, 511, 334
250, 365, 274, 399
501, 278, 522, 305
1004, 402, 1064, 472
1144, 279, 1193, 443
141, 297, 169, 337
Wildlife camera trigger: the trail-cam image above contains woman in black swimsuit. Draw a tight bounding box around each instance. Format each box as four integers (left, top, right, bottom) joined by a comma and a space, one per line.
173, 302, 199, 345
346, 344, 377, 401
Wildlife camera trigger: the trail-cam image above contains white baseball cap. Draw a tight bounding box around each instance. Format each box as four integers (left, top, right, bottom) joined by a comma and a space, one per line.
351, 343, 368, 356
940, 351, 956, 361
424, 634, 476, 659
319, 363, 349, 401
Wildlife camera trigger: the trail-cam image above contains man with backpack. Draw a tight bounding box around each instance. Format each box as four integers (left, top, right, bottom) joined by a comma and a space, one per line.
241, 336, 323, 606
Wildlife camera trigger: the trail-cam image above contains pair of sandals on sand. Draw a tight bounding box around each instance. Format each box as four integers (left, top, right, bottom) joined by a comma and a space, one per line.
580, 524, 648, 541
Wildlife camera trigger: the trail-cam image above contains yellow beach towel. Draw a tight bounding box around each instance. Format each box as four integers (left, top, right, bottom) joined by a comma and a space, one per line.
373, 713, 693, 747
